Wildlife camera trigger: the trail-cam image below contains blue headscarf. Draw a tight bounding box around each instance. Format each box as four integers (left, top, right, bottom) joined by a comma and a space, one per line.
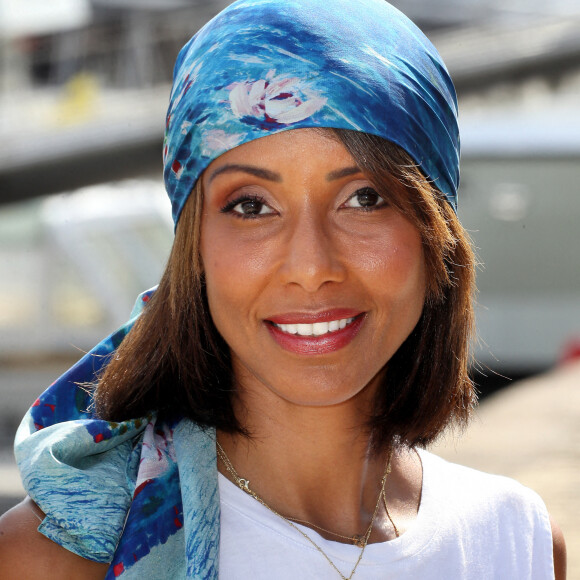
163, 0, 460, 226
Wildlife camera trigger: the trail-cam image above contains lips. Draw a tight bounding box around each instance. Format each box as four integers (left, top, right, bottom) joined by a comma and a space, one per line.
265, 310, 365, 355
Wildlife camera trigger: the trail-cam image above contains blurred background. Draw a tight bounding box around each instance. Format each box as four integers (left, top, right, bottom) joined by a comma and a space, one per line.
1, 0, 579, 571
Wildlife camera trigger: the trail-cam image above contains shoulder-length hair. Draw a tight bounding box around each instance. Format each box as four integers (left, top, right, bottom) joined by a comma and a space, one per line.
94, 129, 477, 449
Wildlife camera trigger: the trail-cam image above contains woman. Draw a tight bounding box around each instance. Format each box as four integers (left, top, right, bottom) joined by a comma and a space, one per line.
0, 0, 566, 578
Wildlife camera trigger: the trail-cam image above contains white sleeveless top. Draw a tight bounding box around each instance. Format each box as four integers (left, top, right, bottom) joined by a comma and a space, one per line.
218, 449, 553, 579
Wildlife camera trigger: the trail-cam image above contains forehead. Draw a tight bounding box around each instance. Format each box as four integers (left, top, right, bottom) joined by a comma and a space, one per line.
203, 128, 355, 175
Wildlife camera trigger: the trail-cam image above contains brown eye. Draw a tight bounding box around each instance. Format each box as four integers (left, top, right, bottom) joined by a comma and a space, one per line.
224, 196, 275, 217
345, 187, 385, 209
236, 200, 266, 215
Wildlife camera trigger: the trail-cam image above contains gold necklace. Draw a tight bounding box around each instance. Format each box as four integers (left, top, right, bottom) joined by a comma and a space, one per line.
216, 441, 393, 580
286, 515, 371, 547
382, 492, 400, 538
289, 486, 400, 544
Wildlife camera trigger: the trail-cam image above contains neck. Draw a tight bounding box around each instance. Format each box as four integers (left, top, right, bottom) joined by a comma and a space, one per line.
217, 379, 401, 540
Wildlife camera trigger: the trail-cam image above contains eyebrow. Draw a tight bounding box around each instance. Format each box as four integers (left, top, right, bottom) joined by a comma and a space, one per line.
207, 164, 282, 184
326, 166, 363, 181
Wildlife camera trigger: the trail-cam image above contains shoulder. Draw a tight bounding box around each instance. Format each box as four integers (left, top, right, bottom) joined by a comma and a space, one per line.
419, 449, 552, 539
420, 449, 560, 577
420, 449, 546, 512
0, 498, 109, 580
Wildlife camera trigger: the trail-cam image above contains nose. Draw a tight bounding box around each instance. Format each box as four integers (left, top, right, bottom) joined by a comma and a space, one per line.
278, 211, 346, 292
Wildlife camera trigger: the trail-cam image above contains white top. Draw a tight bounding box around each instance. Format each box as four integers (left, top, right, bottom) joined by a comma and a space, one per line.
218, 449, 553, 579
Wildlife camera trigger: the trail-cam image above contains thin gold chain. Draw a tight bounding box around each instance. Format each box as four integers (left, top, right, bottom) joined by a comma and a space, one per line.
282, 466, 400, 544
382, 491, 400, 538
216, 441, 393, 580
285, 515, 369, 547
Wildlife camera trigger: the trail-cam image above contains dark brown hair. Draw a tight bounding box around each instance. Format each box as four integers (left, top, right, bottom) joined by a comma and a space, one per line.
94, 129, 477, 448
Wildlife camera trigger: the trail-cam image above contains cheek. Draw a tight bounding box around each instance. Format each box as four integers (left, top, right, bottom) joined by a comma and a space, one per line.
355, 224, 426, 303
202, 226, 271, 290
201, 227, 239, 318
200, 219, 275, 334
367, 230, 426, 354
390, 237, 426, 300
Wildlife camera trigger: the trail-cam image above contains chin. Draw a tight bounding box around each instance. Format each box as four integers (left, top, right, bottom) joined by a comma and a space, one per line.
255, 365, 385, 409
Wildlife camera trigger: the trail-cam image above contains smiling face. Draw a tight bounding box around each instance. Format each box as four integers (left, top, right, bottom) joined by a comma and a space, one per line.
200, 128, 426, 409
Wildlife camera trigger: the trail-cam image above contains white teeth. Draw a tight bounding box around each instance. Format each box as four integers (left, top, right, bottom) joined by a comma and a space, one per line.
274, 317, 355, 337
312, 322, 328, 335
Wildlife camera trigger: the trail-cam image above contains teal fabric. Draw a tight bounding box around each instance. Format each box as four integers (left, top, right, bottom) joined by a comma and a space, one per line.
16, 412, 220, 579
15, 290, 221, 579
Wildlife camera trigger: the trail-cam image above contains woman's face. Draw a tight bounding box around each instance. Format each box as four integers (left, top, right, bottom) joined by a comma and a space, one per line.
200, 129, 426, 408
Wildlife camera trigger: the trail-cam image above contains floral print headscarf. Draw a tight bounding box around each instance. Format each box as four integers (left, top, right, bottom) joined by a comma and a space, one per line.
163, 0, 460, 226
